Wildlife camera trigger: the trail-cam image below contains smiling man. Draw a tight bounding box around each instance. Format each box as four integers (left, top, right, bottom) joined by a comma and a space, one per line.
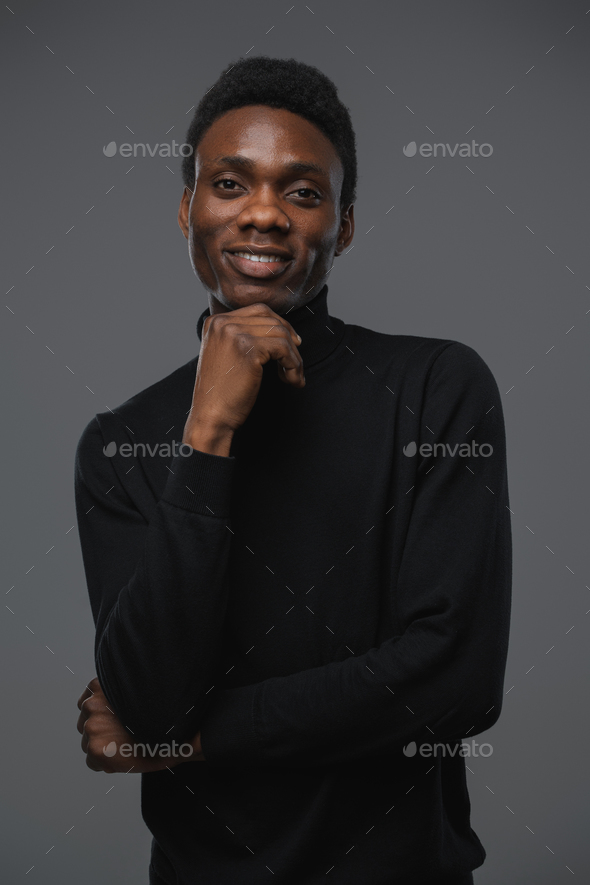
181, 103, 350, 315
75, 57, 511, 885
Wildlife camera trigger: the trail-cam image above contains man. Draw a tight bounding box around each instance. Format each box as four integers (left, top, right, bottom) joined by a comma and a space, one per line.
75, 56, 511, 885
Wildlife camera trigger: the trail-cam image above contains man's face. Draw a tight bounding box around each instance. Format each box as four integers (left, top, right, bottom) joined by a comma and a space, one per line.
178, 105, 354, 315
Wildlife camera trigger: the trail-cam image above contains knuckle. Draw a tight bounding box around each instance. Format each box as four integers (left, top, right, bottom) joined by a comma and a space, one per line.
87, 737, 104, 760
204, 313, 224, 333
235, 332, 255, 350
84, 716, 98, 735
202, 316, 214, 336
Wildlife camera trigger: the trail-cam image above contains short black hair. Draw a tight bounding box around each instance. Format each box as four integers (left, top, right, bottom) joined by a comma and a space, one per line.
181, 56, 357, 210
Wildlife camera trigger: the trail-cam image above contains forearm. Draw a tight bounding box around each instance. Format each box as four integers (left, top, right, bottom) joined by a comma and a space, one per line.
200, 579, 510, 769
95, 527, 230, 744
76, 430, 236, 746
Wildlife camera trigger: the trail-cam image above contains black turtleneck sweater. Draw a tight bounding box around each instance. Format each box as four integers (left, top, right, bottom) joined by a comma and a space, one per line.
74, 284, 511, 885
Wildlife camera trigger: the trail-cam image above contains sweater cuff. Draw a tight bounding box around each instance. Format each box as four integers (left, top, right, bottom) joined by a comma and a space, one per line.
199, 683, 262, 765
160, 448, 235, 517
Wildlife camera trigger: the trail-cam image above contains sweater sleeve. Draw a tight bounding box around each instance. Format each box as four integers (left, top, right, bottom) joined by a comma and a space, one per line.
74, 415, 236, 745
199, 342, 512, 768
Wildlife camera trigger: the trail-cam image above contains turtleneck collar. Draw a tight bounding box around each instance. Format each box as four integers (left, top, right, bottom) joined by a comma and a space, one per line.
195, 284, 345, 370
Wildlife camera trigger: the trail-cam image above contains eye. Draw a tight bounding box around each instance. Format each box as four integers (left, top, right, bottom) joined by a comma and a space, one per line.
213, 178, 243, 190
292, 187, 321, 199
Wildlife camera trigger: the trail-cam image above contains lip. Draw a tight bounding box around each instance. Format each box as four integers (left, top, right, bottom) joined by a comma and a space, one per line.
224, 250, 293, 279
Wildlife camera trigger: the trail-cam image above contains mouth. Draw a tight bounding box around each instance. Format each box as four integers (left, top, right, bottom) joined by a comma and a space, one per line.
224, 250, 293, 279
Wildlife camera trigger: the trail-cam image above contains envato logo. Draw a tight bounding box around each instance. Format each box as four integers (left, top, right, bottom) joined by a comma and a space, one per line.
102, 441, 193, 458
403, 740, 493, 758
103, 740, 193, 758
403, 140, 493, 158
103, 141, 193, 158
402, 441, 493, 457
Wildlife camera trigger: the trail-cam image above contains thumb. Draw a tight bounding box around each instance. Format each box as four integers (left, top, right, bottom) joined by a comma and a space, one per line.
277, 362, 289, 384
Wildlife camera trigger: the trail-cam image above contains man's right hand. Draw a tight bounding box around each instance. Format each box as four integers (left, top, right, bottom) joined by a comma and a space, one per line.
182, 302, 305, 456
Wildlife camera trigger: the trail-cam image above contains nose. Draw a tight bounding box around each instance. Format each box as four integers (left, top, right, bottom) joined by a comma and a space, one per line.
235, 188, 290, 234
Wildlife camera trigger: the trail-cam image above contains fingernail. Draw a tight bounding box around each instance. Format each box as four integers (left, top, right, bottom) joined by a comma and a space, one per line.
296, 334, 302, 343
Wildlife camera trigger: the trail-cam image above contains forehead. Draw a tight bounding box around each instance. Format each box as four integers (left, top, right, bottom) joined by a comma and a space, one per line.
196, 105, 343, 181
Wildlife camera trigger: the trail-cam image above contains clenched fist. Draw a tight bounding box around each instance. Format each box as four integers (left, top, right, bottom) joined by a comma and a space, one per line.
183, 301, 305, 456
76, 676, 205, 773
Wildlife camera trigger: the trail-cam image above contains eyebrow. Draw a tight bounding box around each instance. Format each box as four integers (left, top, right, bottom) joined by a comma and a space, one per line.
206, 155, 329, 178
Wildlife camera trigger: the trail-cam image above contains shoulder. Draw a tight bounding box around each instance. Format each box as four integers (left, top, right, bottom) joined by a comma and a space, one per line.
75, 356, 197, 469
343, 322, 503, 424
346, 322, 496, 385
422, 339, 501, 404
104, 356, 198, 431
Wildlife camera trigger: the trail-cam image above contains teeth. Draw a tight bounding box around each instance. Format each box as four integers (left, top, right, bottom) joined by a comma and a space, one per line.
233, 251, 287, 263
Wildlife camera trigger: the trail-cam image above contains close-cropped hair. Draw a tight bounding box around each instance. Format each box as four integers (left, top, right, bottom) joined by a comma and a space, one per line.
182, 55, 358, 209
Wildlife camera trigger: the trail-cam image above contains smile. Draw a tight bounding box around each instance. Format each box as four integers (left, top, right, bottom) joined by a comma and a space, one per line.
224, 250, 292, 279
231, 251, 289, 263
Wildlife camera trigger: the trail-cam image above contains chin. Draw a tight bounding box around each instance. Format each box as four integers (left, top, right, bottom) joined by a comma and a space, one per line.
217, 284, 287, 311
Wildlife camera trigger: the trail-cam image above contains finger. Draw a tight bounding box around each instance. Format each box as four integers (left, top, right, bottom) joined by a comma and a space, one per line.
277, 362, 288, 384
86, 753, 106, 773
216, 314, 301, 344
214, 323, 304, 385
277, 361, 305, 386
206, 309, 302, 346
261, 339, 305, 387
76, 709, 88, 735
231, 333, 303, 384
226, 321, 300, 347
76, 684, 94, 711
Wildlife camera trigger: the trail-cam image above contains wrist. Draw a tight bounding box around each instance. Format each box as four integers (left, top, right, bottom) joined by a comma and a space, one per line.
183, 422, 234, 457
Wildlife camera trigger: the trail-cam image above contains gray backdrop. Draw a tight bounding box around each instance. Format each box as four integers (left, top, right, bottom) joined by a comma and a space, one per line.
2, 0, 589, 882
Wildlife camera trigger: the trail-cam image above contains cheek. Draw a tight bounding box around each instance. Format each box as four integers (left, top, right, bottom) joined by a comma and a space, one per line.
190, 191, 227, 241
308, 211, 340, 249
308, 226, 338, 262
189, 215, 221, 261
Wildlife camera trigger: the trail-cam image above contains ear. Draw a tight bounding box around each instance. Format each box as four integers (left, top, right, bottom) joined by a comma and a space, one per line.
334, 203, 355, 257
178, 186, 192, 240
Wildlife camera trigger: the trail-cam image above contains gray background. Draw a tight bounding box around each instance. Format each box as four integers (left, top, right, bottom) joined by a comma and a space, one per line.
2, 0, 589, 882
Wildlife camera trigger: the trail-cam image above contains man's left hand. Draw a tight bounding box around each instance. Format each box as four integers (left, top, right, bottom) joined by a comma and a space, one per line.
77, 676, 206, 773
